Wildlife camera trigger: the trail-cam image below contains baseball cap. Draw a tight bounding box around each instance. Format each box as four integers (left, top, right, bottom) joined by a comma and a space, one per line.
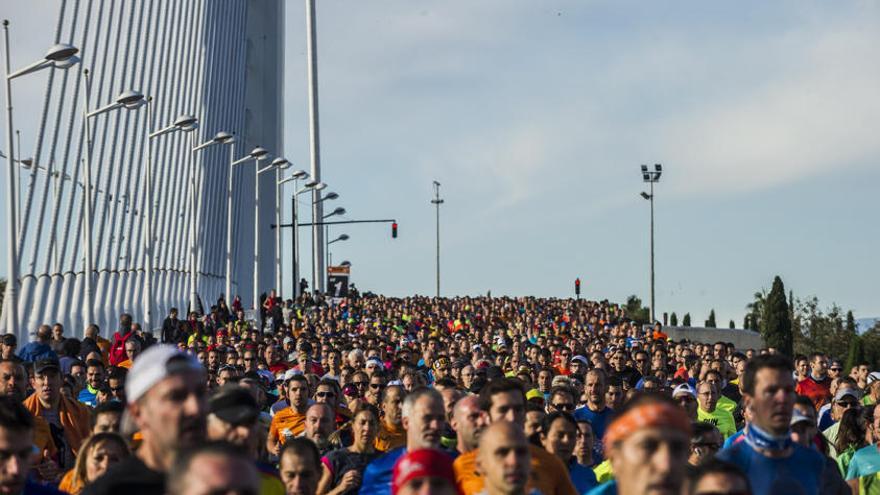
391, 449, 457, 495
551, 375, 572, 388
790, 410, 814, 426
571, 355, 589, 366
209, 386, 259, 425
672, 383, 696, 398
34, 358, 60, 375
867, 372, 880, 385
1, 334, 16, 346
366, 357, 384, 368
283, 336, 294, 345
125, 345, 204, 403
834, 388, 862, 402
526, 388, 544, 402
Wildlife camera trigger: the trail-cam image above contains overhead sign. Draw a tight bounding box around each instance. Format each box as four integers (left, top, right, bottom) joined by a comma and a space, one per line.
327, 265, 350, 298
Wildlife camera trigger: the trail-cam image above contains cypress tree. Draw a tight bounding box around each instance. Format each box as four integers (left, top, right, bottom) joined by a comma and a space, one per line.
846, 310, 857, 335
670, 312, 678, 326
762, 276, 793, 357
706, 310, 717, 328
729, 320, 736, 329
683, 313, 691, 326
845, 334, 865, 374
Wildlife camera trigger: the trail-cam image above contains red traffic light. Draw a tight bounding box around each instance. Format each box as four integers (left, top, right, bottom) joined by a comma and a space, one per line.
575, 278, 581, 295
392, 222, 398, 238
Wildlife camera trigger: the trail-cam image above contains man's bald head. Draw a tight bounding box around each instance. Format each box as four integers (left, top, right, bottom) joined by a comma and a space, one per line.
452, 395, 488, 453
477, 422, 531, 495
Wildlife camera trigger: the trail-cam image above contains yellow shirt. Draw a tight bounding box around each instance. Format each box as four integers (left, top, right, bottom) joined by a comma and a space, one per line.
269, 408, 306, 444
697, 406, 737, 439
593, 459, 614, 483
454, 445, 577, 495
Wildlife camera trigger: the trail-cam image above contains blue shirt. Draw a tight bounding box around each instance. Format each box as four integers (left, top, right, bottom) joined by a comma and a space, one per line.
569, 460, 599, 494
17, 342, 57, 363
817, 403, 835, 431
846, 444, 880, 480
359, 448, 406, 495
586, 480, 617, 495
573, 406, 613, 463
78, 386, 98, 408
724, 429, 745, 449
717, 439, 824, 495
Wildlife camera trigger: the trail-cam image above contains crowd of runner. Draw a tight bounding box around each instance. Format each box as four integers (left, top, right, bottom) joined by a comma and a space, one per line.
2, 292, 880, 495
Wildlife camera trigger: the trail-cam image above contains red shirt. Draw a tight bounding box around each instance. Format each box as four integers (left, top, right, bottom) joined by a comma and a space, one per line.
796, 375, 831, 409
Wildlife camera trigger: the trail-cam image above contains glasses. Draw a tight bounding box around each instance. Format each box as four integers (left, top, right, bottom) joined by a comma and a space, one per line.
552, 403, 575, 411
837, 401, 860, 409
315, 392, 336, 399
352, 381, 368, 388
369, 383, 385, 390
243, 357, 255, 361
831, 368, 843, 372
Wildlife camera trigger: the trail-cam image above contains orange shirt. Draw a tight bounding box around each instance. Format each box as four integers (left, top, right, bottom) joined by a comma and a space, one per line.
269, 408, 306, 445
58, 469, 82, 495
454, 444, 577, 495
374, 421, 406, 452
32, 415, 58, 459
23, 393, 91, 455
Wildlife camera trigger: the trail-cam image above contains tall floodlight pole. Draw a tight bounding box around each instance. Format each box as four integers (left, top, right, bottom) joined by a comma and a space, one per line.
146, 110, 198, 332
305, 0, 325, 294
431, 181, 443, 298
271, 157, 291, 297
640, 164, 662, 323
191, 131, 234, 314
3, 20, 79, 336
228, 147, 269, 308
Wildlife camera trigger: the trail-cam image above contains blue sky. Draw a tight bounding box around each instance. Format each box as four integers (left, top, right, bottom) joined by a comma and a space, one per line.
3, 1, 879, 327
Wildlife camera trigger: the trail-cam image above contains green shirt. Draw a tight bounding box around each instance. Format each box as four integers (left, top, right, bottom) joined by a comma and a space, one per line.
698, 406, 736, 439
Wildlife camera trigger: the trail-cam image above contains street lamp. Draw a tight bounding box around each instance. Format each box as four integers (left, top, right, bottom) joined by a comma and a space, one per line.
250, 149, 278, 314
81, 70, 144, 330
298, 180, 326, 293
640, 163, 662, 323
189, 130, 234, 314
278, 169, 308, 297
227, 146, 267, 309
326, 233, 348, 267
271, 157, 291, 296
431, 181, 443, 298
3, 20, 79, 336
145, 112, 199, 326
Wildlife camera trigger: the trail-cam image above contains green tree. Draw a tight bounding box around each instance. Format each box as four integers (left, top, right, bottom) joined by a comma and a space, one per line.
762, 276, 793, 357
745, 291, 766, 331
670, 312, 678, 326
846, 311, 857, 335
845, 334, 865, 373
705, 309, 717, 328
729, 320, 736, 329
624, 295, 650, 325
683, 313, 692, 326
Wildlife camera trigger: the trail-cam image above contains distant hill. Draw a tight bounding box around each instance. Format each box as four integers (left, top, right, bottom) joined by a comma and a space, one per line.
857, 318, 879, 335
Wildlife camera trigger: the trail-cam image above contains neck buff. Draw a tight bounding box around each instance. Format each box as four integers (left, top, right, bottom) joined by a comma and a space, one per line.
604, 401, 691, 451
744, 422, 792, 452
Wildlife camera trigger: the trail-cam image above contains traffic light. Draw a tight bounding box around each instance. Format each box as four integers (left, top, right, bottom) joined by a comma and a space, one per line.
575, 278, 581, 298
391, 222, 398, 238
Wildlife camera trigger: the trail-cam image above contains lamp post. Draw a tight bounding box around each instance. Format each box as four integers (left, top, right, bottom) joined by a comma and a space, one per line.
326, 232, 348, 267
299, 180, 326, 293
3, 20, 79, 336
82, 75, 146, 333
252, 151, 278, 314
271, 157, 291, 297
430, 181, 443, 298
144, 109, 198, 331
322, 205, 345, 272
228, 147, 268, 310
640, 163, 662, 323
278, 170, 309, 297
190, 131, 234, 314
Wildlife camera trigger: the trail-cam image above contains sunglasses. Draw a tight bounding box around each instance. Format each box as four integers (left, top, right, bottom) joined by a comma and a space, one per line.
352, 381, 368, 388
369, 383, 385, 390
552, 403, 575, 411
315, 391, 336, 399
837, 401, 860, 409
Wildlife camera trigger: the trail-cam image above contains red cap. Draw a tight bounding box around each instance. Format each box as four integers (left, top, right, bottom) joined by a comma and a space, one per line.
391, 449, 457, 495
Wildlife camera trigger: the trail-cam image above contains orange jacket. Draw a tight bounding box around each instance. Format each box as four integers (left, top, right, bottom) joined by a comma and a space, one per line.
23, 393, 92, 455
